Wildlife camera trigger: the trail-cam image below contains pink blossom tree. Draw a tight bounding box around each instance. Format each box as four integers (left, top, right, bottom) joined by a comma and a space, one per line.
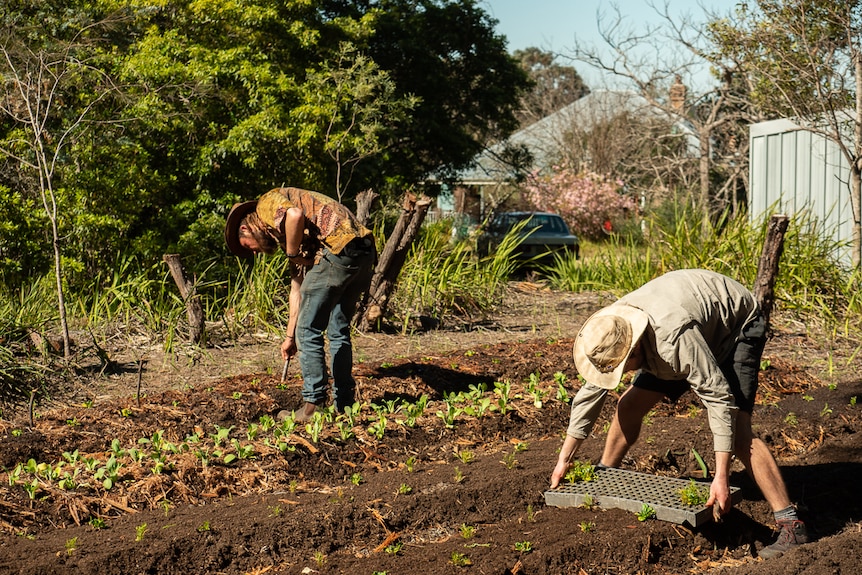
523, 167, 637, 240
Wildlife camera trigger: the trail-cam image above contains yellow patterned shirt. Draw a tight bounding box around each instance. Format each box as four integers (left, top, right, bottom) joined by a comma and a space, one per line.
255, 187, 372, 259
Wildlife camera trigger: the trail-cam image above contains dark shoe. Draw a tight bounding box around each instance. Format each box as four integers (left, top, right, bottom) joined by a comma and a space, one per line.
759, 519, 808, 559
295, 401, 319, 423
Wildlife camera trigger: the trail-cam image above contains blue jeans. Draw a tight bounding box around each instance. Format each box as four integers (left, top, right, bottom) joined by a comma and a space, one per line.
296, 238, 375, 410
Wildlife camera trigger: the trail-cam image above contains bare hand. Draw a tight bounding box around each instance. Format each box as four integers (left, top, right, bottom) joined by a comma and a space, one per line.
280, 336, 297, 360
706, 476, 732, 517
550, 459, 570, 489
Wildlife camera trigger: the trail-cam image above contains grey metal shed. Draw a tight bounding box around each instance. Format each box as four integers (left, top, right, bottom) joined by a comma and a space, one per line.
749, 118, 853, 264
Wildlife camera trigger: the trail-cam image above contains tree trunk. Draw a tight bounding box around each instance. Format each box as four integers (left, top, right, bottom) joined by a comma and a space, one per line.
753, 214, 790, 327
355, 193, 432, 331
163, 254, 206, 345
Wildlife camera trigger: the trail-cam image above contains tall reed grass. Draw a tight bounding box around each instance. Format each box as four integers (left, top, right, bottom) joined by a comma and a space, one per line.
389, 220, 520, 331
545, 207, 861, 338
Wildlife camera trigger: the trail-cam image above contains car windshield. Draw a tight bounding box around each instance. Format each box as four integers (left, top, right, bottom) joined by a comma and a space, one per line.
498, 214, 568, 234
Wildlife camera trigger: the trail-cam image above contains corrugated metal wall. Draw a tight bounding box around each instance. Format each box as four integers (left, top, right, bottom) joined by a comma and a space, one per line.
749, 118, 852, 264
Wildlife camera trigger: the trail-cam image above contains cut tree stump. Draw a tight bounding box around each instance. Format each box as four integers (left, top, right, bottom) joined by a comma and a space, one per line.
753, 214, 790, 326
354, 193, 432, 331
163, 254, 206, 345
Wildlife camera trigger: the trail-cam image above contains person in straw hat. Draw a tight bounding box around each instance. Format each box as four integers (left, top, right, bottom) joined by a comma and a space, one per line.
550, 269, 807, 559
224, 187, 375, 422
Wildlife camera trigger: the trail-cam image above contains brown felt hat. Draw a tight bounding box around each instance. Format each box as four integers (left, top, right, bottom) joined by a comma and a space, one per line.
572, 305, 650, 389
224, 200, 258, 258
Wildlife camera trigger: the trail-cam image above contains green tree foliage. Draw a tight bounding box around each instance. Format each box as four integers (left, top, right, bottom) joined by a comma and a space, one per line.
0, 0, 530, 290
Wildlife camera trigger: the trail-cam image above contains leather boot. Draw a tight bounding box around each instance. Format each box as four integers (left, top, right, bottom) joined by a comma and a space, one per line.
759, 519, 808, 559
295, 401, 319, 423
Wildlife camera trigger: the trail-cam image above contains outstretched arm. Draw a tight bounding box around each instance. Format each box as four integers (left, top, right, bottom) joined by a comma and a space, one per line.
550, 435, 585, 488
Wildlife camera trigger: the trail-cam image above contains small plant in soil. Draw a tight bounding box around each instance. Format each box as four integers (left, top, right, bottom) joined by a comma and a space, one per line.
450, 552, 472, 567
493, 380, 512, 414
313, 551, 326, 567
580, 494, 595, 509
397, 483, 412, 495
554, 371, 570, 403
460, 524, 476, 539
65, 536, 78, 555
821, 403, 833, 417
404, 456, 417, 473
350, 472, 363, 485
368, 413, 387, 439
385, 541, 403, 555
88, 517, 107, 530
637, 503, 657, 521
501, 452, 518, 469
678, 479, 709, 506
579, 521, 595, 533
197, 521, 210, 532
454, 466, 465, 484
456, 450, 474, 464
526, 504, 536, 523
784, 412, 798, 426
135, 523, 148, 542
514, 541, 533, 553
514, 441, 528, 452
564, 460, 597, 483
269, 505, 282, 517
851, 396, 857, 406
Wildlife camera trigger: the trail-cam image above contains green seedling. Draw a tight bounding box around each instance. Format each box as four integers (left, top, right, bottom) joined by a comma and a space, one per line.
526, 504, 536, 523
269, 505, 282, 517
514, 541, 533, 553
404, 456, 417, 473
384, 541, 403, 555
135, 523, 148, 542
784, 412, 798, 426
821, 403, 833, 417
637, 503, 656, 521
554, 371, 570, 403
493, 380, 512, 414
65, 537, 78, 555
454, 466, 465, 484
305, 415, 324, 443
350, 472, 363, 485
501, 452, 518, 469
579, 521, 595, 533
580, 494, 595, 509
450, 552, 472, 567
851, 396, 857, 406
197, 521, 210, 532
456, 450, 474, 464
368, 413, 387, 440
89, 517, 107, 530
397, 483, 412, 495
313, 551, 326, 567
691, 448, 709, 478
459, 524, 476, 539
678, 479, 709, 506
564, 460, 597, 483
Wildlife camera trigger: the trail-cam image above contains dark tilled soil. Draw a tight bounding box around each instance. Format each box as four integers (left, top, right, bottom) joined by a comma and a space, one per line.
1, 284, 860, 575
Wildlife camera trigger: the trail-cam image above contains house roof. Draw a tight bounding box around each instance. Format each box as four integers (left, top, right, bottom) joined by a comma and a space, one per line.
457, 89, 697, 185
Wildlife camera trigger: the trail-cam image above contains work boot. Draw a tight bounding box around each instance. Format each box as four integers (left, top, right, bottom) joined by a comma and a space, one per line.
759, 519, 808, 559
295, 401, 319, 423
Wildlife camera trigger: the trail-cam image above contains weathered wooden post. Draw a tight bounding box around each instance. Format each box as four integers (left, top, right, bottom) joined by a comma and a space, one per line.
163, 254, 206, 345
355, 193, 432, 331
753, 214, 790, 326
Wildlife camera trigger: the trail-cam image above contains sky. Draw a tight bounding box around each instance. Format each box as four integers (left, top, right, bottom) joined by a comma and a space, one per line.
481, 0, 745, 89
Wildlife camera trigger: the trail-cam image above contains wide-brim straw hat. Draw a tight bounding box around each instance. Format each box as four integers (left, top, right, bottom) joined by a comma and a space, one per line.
224, 200, 258, 258
572, 305, 650, 389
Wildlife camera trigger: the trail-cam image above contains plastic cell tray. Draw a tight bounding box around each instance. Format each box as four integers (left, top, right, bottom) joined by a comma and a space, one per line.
544, 467, 741, 527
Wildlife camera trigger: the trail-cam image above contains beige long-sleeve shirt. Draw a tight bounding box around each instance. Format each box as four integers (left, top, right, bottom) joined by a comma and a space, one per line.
566, 269, 760, 453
